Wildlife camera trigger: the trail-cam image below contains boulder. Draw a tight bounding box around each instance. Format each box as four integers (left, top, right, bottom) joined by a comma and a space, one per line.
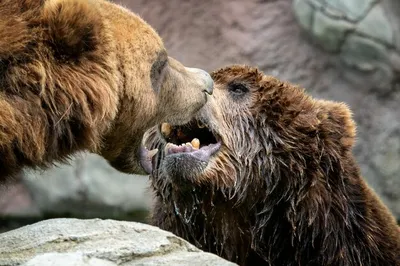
0, 218, 237, 266
292, 0, 399, 91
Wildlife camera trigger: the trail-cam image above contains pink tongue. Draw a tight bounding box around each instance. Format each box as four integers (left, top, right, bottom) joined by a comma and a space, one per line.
165, 142, 221, 162
169, 145, 194, 154
140, 146, 158, 174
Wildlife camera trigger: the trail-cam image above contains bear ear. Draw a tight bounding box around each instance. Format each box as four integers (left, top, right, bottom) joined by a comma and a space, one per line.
42, 0, 104, 61
318, 100, 356, 151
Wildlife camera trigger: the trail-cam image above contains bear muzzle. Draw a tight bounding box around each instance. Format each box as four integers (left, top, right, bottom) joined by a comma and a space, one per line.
185, 67, 214, 95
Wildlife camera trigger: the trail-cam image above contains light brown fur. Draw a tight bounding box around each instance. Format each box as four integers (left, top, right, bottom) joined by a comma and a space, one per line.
0, 0, 213, 182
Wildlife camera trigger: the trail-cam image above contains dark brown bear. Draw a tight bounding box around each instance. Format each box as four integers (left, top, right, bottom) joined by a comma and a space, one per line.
0, 0, 214, 183
142, 65, 400, 266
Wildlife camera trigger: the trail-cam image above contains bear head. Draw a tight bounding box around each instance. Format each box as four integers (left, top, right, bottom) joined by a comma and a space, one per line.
0, 0, 214, 178
141, 65, 369, 265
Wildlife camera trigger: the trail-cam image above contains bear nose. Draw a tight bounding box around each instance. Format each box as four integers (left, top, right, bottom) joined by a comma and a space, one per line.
186, 67, 214, 95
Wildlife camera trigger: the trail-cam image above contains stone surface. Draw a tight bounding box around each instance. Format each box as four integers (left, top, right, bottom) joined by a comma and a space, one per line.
0, 218, 237, 266
340, 35, 393, 90
369, 128, 400, 217
292, 0, 398, 89
324, 0, 377, 21
23, 253, 117, 266
312, 10, 354, 52
0, 182, 39, 218
293, 0, 314, 30
340, 34, 389, 69
22, 153, 151, 219
356, 4, 393, 46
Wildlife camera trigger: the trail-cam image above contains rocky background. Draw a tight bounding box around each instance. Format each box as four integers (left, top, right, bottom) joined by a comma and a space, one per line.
1, 0, 399, 234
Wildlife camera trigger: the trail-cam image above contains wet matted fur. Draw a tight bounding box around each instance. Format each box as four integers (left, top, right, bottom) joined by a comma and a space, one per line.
143, 65, 400, 266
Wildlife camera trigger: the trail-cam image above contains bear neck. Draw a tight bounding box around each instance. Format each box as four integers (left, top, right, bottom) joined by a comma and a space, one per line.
153, 151, 397, 265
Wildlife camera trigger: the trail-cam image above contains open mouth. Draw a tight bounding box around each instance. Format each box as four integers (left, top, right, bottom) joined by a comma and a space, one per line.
160, 119, 221, 162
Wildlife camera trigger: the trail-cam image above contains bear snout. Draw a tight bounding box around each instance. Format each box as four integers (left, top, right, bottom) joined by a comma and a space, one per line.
185, 67, 214, 95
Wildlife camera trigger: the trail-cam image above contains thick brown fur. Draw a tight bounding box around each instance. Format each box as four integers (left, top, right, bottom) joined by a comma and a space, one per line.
0, 0, 213, 183
144, 65, 400, 266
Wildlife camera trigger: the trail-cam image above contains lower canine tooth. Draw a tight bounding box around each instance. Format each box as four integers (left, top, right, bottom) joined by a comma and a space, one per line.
164, 143, 172, 154
147, 149, 158, 158
191, 138, 200, 149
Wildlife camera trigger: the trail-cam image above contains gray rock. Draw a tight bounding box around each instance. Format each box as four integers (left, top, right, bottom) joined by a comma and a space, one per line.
308, 0, 326, 9
293, 0, 314, 30
368, 128, 400, 217
389, 51, 400, 72
23, 253, 117, 266
324, 0, 377, 21
293, 0, 398, 91
22, 153, 152, 219
0, 218, 237, 266
356, 4, 393, 46
340, 34, 388, 61
340, 34, 393, 89
312, 10, 354, 52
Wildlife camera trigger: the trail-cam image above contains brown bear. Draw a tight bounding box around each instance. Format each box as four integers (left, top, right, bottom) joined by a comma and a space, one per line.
142, 65, 400, 266
0, 0, 214, 183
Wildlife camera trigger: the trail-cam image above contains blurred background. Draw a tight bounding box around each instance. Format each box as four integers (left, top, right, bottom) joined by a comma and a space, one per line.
1, 0, 399, 232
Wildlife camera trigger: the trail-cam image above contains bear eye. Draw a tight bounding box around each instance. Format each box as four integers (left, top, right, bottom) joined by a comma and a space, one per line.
150, 54, 168, 92
228, 83, 249, 97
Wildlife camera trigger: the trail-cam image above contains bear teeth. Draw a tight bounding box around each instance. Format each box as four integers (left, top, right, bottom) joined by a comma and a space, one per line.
161, 122, 172, 136
191, 138, 200, 149
164, 138, 201, 155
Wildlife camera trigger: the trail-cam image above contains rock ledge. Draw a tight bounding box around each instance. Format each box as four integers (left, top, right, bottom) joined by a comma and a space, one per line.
0, 218, 237, 266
